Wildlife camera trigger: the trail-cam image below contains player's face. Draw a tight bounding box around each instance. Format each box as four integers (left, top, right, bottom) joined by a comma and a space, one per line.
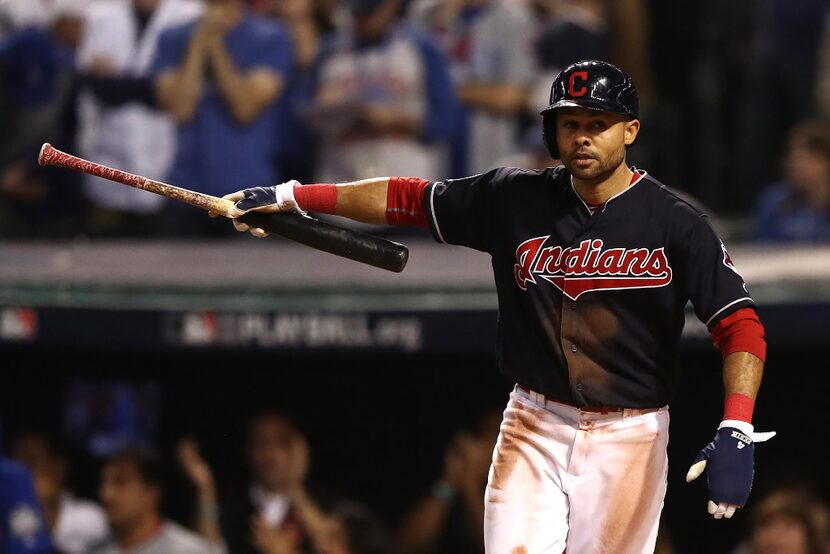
556, 108, 640, 182
99, 460, 160, 531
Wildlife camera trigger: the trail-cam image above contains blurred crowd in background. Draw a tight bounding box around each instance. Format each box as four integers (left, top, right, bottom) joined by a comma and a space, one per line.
1, 0, 830, 241
0, 399, 505, 554
4, 401, 830, 554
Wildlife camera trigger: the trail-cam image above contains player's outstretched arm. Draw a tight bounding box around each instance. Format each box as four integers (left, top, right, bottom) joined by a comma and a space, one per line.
327, 177, 392, 224
220, 177, 430, 237
686, 351, 775, 519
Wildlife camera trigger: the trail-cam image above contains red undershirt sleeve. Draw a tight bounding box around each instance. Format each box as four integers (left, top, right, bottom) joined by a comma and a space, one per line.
385, 176, 431, 227
709, 307, 767, 362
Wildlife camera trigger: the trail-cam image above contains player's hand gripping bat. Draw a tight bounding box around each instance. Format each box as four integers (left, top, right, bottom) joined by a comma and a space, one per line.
38, 143, 408, 272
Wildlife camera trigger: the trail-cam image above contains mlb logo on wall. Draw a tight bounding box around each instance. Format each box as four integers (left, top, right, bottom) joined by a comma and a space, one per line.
179, 312, 219, 345
0, 307, 38, 341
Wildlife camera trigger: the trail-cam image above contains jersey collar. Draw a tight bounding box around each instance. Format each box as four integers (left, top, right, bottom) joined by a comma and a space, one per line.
570, 166, 647, 215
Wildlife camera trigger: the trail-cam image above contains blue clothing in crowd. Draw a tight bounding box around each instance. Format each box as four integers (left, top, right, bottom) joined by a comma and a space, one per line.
753, 182, 830, 242
151, 14, 292, 196
0, 457, 52, 554
0, 27, 75, 107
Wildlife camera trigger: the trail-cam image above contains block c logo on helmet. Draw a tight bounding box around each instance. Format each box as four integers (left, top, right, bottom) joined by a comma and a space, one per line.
568, 71, 589, 97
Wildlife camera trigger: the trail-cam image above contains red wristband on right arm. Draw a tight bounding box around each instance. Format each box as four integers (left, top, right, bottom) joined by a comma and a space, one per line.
293, 184, 337, 214
724, 393, 754, 423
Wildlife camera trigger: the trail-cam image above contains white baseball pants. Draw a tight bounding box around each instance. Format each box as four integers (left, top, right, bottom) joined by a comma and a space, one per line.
484, 385, 670, 554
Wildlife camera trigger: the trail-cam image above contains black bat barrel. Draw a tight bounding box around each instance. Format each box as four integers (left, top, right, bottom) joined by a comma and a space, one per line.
237, 212, 409, 273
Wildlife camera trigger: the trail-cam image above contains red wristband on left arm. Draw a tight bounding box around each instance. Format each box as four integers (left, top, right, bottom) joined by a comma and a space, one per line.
294, 184, 337, 214
724, 393, 754, 423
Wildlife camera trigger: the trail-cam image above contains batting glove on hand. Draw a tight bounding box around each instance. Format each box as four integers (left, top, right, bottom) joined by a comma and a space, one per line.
222, 180, 304, 237
686, 420, 775, 520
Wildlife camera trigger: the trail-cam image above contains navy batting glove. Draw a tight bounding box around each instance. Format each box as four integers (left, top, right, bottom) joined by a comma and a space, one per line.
234, 186, 279, 213
221, 180, 304, 237
224, 180, 304, 217
686, 421, 775, 519
694, 426, 754, 504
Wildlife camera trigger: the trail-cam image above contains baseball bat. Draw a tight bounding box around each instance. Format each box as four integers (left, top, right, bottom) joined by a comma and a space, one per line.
38, 143, 409, 272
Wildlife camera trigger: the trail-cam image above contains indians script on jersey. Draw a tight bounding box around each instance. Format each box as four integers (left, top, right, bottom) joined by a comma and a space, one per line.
514, 237, 673, 299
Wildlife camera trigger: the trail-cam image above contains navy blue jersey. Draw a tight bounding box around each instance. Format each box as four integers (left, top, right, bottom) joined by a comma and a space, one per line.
423, 166, 755, 408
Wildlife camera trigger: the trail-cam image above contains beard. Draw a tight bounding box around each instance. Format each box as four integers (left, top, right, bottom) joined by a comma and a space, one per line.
563, 145, 626, 182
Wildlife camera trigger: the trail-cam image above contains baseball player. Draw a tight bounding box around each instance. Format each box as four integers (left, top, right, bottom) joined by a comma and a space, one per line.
221, 60, 774, 553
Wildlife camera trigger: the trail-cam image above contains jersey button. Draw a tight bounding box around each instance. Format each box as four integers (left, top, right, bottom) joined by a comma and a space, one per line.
570, 303, 577, 311
576, 383, 584, 392
570, 343, 578, 353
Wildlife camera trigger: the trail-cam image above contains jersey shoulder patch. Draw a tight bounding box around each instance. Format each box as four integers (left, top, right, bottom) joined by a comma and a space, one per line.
493, 166, 568, 198
720, 240, 745, 279
642, 175, 712, 219
497, 165, 551, 179
547, 164, 568, 181
454, 166, 547, 191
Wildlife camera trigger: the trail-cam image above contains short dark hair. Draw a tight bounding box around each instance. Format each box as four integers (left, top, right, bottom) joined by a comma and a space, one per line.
106, 445, 164, 487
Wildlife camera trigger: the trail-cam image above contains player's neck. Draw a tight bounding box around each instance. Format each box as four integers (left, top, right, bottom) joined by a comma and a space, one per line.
572, 162, 633, 206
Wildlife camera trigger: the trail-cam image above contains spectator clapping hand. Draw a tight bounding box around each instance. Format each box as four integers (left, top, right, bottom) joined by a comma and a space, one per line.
176, 438, 225, 546
177, 437, 217, 495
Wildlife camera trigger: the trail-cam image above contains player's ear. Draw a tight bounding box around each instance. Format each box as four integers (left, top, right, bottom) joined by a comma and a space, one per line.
624, 119, 640, 146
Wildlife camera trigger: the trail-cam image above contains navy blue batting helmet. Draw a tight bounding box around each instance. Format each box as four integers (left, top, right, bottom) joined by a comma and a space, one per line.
541, 60, 639, 159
